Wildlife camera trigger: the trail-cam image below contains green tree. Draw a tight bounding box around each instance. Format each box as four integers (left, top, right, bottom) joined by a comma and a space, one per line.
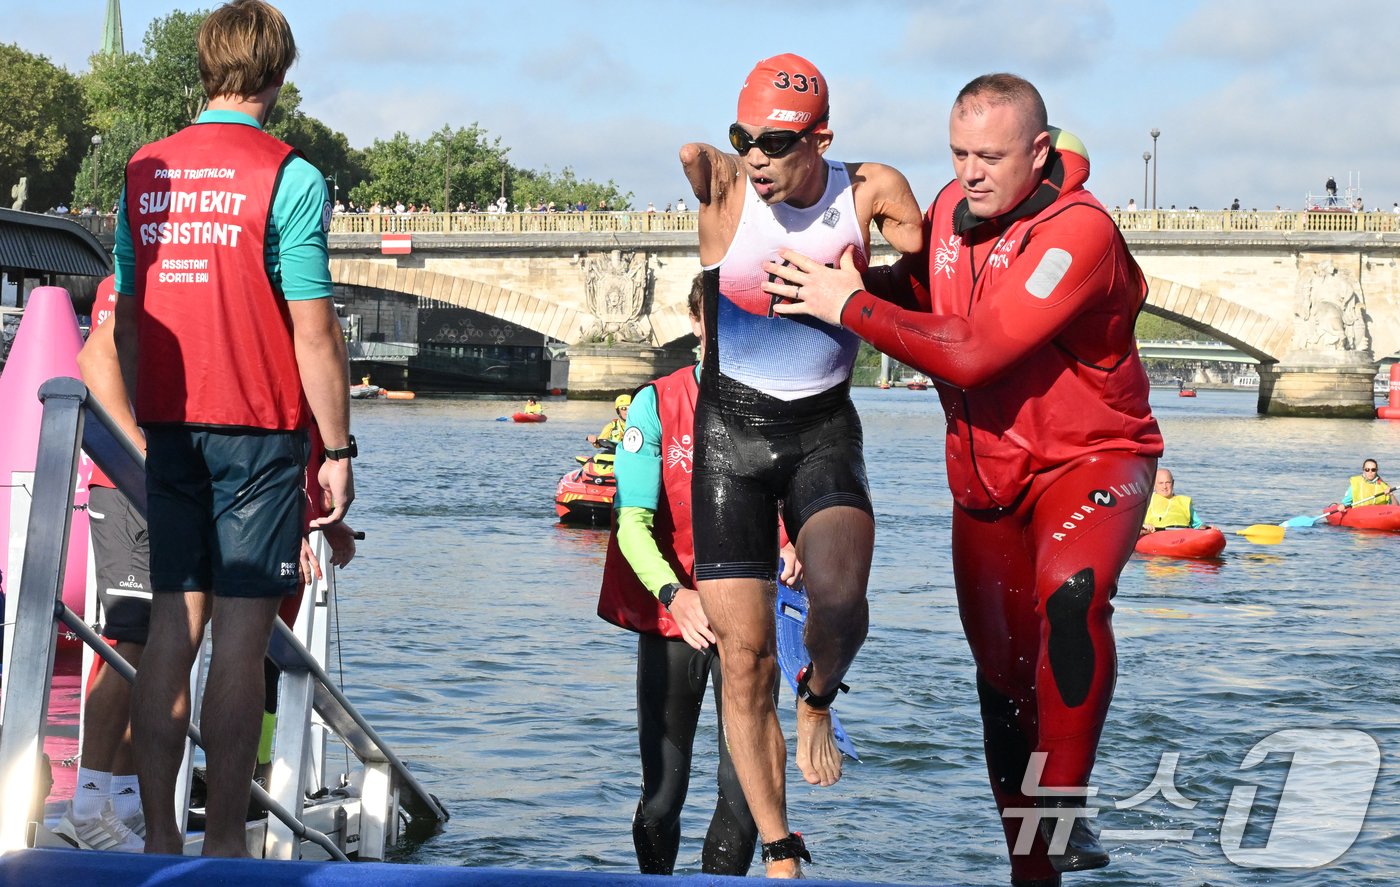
509, 165, 631, 211
266, 83, 365, 201
349, 132, 431, 207
82, 11, 208, 139
0, 44, 91, 212
72, 115, 160, 211
1136, 311, 1211, 342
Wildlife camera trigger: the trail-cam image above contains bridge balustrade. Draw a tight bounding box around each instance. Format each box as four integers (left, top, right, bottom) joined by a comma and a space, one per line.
325, 211, 700, 236
1109, 209, 1400, 234
67, 209, 1400, 239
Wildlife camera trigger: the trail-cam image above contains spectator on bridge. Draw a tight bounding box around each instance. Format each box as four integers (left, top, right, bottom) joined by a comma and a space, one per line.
675, 197, 687, 212
1392, 202, 1399, 214
576, 199, 588, 212
646, 202, 656, 213
1125, 198, 1137, 212
663, 202, 672, 212
1141, 468, 1208, 533
1326, 175, 1337, 196
1230, 198, 1241, 211
597, 199, 608, 212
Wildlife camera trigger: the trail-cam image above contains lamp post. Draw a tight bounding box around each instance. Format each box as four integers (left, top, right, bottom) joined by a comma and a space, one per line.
1142, 151, 1151, 210
325, 174, 339, 206
90, 134, 102, 203
1150, 128, 1160, 209
442, 136, 451, 213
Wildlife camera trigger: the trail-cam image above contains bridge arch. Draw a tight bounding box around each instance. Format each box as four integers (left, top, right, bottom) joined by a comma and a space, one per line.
1141, 274, 1290, 363
329, 259, 587, 344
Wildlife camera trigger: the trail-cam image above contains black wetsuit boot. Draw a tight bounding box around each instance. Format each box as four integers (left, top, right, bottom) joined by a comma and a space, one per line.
1038, 796, 1109, 873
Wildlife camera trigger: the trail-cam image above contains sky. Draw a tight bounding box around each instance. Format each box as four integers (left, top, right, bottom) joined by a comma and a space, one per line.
9, 0, 1400, 212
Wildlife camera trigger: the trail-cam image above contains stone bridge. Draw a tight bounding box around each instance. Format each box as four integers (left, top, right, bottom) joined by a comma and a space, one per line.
75, 210, 1400, 414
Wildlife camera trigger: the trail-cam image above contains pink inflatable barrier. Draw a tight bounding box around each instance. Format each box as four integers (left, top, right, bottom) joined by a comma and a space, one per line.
0, 286, 91, 644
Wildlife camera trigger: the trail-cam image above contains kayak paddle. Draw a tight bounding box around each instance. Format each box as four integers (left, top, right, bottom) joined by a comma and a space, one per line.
1280, 488, 1394, 528
1236, 524, 1285, 544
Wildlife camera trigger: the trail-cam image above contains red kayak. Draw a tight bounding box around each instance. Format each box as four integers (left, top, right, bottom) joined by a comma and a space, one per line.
1135, 527, 1227, 558
513, 412, 547, 423
1321, 504, 1400, 531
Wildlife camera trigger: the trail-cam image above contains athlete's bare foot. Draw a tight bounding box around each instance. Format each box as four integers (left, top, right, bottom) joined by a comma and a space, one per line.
765, 858, 804, 879
795, 698, 843, 786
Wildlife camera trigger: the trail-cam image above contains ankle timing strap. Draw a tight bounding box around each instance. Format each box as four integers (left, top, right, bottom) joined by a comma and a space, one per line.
796, 663, 849, 711
761, 831, 811, 863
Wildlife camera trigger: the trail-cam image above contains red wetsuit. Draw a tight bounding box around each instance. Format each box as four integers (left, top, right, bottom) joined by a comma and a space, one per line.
843, 141, 1163, 881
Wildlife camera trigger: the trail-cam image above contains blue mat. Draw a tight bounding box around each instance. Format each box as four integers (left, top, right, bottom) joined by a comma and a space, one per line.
0, 847, 949, 886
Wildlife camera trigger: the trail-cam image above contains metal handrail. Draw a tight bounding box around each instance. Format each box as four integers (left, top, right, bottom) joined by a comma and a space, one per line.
0, 376, 445, 858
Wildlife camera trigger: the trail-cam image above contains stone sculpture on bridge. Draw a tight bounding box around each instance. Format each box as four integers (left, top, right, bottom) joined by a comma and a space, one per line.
581, 249, 653, 344
1290, 259, 1370, 357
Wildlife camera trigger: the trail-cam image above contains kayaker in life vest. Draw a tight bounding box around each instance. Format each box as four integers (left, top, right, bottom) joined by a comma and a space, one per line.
523, 397, 543, 415
1340, 458, 1392, 507
587, 394, 631, 448
1141, 469, 1207, 533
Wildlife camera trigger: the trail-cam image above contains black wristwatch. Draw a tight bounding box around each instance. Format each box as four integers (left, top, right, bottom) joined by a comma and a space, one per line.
658, 582, 682, 610
324, 435, 357, 461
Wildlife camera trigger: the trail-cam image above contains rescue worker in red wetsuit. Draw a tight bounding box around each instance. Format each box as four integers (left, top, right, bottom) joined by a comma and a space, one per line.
764, 73, 1163, 886
679, 53, 923, 878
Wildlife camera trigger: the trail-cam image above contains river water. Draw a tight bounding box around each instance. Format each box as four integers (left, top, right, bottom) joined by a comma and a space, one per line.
335, 387, 1398, 886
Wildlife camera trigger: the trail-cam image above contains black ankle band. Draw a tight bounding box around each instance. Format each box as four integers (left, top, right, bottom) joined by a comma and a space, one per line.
796, 663, 849, 710
761, 831, 811, 863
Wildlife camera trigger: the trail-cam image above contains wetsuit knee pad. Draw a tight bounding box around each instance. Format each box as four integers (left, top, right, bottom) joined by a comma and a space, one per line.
977, 673, 1033, 794
1044, 567, 1096, 708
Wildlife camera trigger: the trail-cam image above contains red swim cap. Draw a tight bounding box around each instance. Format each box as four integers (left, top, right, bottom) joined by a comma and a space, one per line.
736, 53, 829, 131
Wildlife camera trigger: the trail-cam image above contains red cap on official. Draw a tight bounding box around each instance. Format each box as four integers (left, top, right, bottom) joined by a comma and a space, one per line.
736, 53, 829, 132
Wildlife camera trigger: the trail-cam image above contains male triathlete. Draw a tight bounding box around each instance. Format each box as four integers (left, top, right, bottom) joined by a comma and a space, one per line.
598, 275, 798, 875
114, 0, 353, 856
679, 52, 922, 877
764, 73, 1163, 886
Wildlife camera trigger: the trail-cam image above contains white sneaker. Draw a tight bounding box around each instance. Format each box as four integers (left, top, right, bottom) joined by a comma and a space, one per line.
113, 806, 146, 840
53, 803, 145, 852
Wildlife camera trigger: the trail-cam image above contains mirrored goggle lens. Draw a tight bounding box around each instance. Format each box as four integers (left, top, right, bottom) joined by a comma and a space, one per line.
729, 124, 802, 158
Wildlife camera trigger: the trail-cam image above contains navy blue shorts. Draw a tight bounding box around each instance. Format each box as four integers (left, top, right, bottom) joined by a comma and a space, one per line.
145, 426, 309, 598
88, 485, 152, 644
692, 374, 872, 582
